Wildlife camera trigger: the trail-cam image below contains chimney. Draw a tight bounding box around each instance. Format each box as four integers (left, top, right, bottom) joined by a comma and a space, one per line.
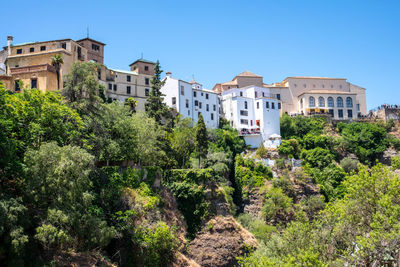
166, 71, 172, 78
7, 36, 13, 54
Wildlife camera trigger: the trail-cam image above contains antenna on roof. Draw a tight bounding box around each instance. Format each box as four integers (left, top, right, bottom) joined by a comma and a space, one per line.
87, 26, 89, 38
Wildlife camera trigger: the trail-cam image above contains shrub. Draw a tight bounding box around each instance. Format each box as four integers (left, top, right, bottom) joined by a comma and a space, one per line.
278, 139, 300, 159
340, 157, 359, 173
262, 187, 294, 224
300, 148, 334, 169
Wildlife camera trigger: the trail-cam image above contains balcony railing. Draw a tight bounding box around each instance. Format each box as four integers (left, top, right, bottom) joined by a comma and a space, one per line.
238, 128, 261, 136
10, 64, 56, 74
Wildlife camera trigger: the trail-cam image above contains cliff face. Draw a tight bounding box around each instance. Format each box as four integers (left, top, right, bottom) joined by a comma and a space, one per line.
187, 216, 257, 267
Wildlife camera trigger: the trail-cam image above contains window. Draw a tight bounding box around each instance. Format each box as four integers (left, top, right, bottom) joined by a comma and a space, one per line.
266, 102, 270, 109
331, 85, 334, 88
257, 102, 259, 109
318, 97, 325, 107
213, 104, 216, 111
16, 49, 22, 54
145, 88, 150, 96
195, 100, 198, 106
188, 110, 190, 115
30, 47, 34, 52
328, 97, 334, 107
145, 78, 149, 85
199, 102, 202, 109
357, 104, 360, 111
255, 92, 258, 98
206, 93, 209, 99
329, 109, 334, 117
144, 66, 149, 71
337, 97, 343, 107
277, 94, 281, 100
127, 86, 131, 94
346, 97, 353, 107
240, 119, 248, 125
322, 84, 325, 88
211, 113, 214, 120
313, 84, 316, 88
278, 103, 281, 109
240, 110, 248, 116
338, 109, 343, 118
31, 79, 37, 89
92, 44, 100, 51
309, 96, 315, 107
303, 84, 306, 88
127, 75, 131, 82
194, 91, 197, 97
186, 99, 189, 108
180, 85, 184, 95
201, 93, 203, 96
108, 83, 112, 90
61, 42, 66, 49
272, 102, 275, 109
14, 80, 20, 91
262, 92, 265, 97
300, 99, 303, 109
347, 110, 353, 118
244, 101, 248, 109
113, 84, 117, 91
40, 46, 46, 51
294, 84, 297, 87
240, 92, 243, 97
206, 104, 209, 111
339, 85, 342, 89
172, 97, 176, 105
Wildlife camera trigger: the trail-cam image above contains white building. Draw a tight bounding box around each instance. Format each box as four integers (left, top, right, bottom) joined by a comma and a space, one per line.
220, 85, 281, 148
161, 72, 219, 128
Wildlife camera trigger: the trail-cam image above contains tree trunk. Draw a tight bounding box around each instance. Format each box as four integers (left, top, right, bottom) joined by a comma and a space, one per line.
56, 70, 60, 90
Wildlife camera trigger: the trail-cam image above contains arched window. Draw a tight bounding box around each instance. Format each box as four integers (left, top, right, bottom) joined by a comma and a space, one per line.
318, 97, 325, 107
337, 97, 343, 107
346, 97, 353, 108
327, 97, 334, 107
309, 96, 315, 107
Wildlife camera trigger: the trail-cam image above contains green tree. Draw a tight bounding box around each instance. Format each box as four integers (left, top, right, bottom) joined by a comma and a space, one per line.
50, 54, 64, 90
145, 61, 172, 125
61, 61, 105, 113
195, 114, 208, 168
171, 116, 195, 168
125, 97, 137, 113
24, 142, 115, 251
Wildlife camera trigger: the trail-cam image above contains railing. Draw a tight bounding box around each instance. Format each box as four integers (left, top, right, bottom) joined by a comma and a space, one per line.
238, 128, 261, 136
10, 64, 56, 74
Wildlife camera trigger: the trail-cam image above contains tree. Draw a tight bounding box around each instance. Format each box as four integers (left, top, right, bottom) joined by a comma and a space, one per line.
51, 54, 64, 90
61, 61, 105, 113
145, 61, 172, 126
125, 97, 137, 113
171, 116, 195, 168
195, 114, 208, 168
24, 142, 115, 251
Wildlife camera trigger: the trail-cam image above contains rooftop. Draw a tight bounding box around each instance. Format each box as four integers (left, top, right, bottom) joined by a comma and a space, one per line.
108, 68, 138, 75
129, 58, 156, 66
235, 70, 262, 78
76, 37, 106, 46
283, 76, 347, 81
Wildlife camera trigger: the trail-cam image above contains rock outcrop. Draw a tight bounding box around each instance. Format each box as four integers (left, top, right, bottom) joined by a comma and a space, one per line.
187, 216, 257, 267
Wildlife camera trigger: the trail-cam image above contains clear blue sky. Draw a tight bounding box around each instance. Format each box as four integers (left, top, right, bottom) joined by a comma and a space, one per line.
2, 0, 399, 110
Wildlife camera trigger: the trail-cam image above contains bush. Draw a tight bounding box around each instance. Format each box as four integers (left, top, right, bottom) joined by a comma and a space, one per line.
164, 168, 214, 184
262, 187, 294, 224
301, 148, 334, 169
340, 157, 359, 173
391, 154, 400, 170
278, 139, 300, 159
237, 214, 276, 244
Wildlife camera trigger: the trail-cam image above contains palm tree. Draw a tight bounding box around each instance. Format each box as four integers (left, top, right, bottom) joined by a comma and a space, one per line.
51, 54, 64, 90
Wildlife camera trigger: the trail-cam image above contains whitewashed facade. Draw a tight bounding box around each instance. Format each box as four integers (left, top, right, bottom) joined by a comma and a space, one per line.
220, 86, 281, 148
161, 73, 219, 128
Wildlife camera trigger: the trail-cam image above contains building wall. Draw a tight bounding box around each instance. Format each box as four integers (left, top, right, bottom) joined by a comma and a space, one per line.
300, 93, 357, 120
349, 83, 367, 115
77, 39, 104, 64
235, 76, 263, 88
130, 61, 155, 76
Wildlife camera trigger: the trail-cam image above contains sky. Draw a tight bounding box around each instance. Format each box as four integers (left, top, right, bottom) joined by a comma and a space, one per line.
2, 0, 400, 110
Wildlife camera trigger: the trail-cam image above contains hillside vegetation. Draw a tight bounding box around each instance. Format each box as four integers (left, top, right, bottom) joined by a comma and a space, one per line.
1, 62, 400, 266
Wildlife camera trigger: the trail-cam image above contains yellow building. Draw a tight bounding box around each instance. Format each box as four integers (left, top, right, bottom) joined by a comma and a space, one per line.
0, 36, 105, 92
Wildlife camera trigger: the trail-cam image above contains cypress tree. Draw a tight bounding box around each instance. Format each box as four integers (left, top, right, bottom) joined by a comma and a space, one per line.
195, 114, 208, 168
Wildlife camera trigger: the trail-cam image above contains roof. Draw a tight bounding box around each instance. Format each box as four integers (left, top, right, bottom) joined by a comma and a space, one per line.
299, 90, 356, 96
283, 76, 347, 82
129, 58, 156, 66
189, 79, 199, 84
108, 68, 138, 75
8, 38, 73, 48
76, 38, 106, 46
221, 80, 238, 86
235, 70, 262, 78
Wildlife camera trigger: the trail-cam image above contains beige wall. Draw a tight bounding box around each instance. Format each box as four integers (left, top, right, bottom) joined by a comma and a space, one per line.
349, 83, 367, 115
235, 76, 263, 88
130, 62, 155, 76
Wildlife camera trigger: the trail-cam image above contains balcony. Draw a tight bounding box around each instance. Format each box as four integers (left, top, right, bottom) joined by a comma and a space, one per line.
238, 128, 261, 136
10, 64, 56, 74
